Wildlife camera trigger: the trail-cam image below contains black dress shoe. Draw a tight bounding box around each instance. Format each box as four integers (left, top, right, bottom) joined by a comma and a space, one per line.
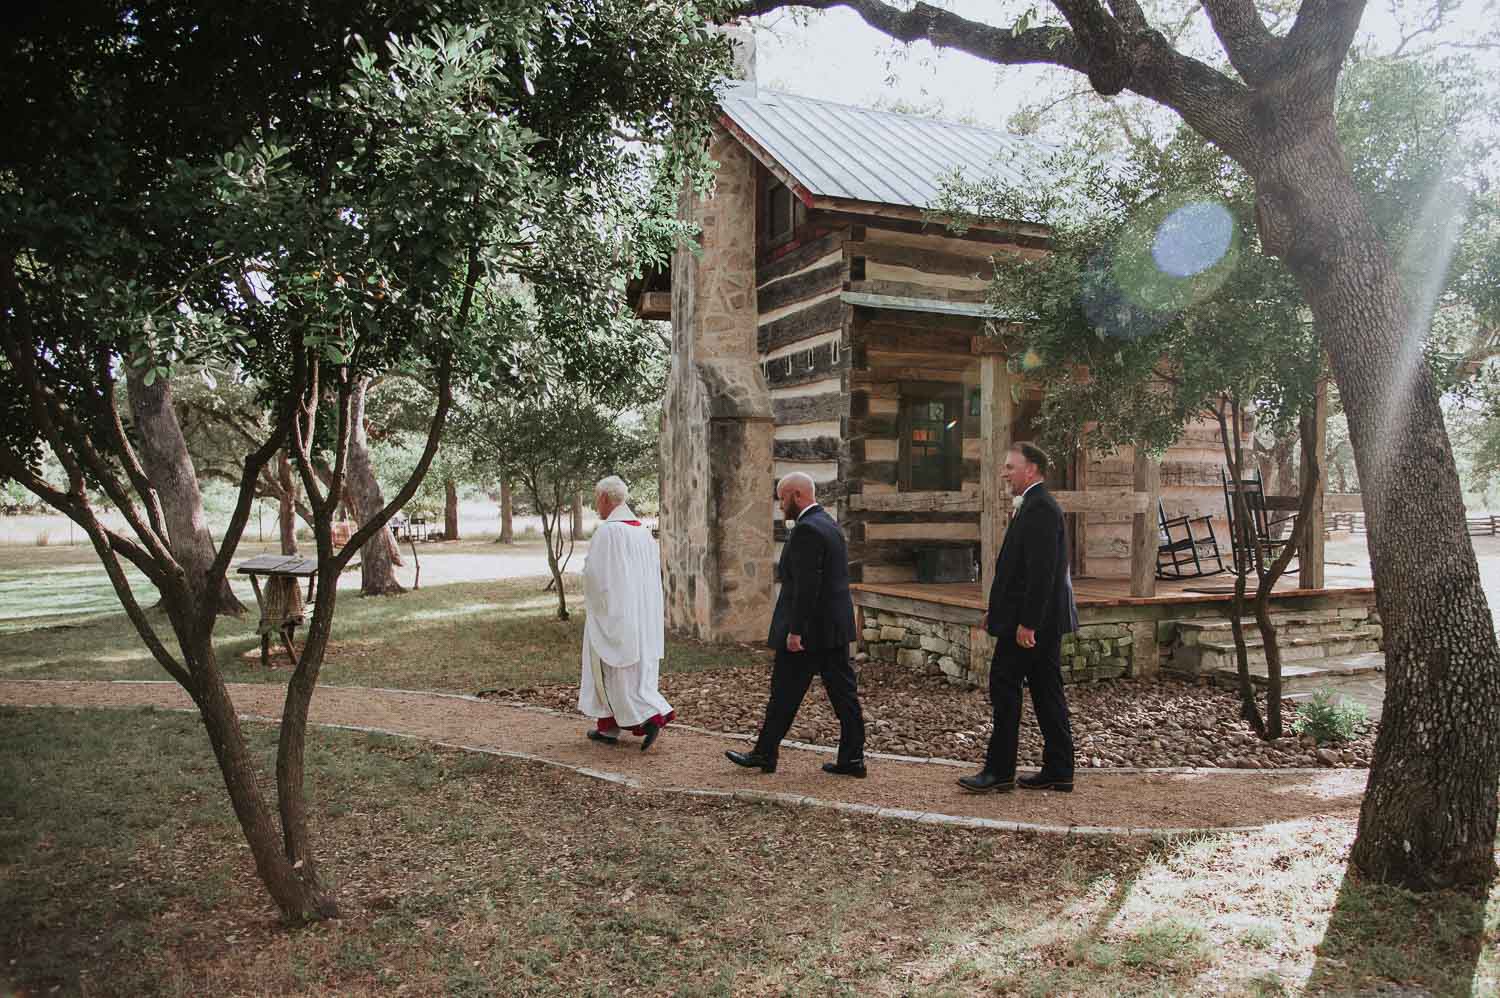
1018, 773, 1074, 792
586, 729, 619, 745
725, 749, 776, 773
822, 760, 867, 778
957, 771, 1015, 793
640, 721, 661, 752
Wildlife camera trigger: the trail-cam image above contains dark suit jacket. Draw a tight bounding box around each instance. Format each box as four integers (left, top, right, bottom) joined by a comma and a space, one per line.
986, 484, 1079, 640
769, 505, 856, 651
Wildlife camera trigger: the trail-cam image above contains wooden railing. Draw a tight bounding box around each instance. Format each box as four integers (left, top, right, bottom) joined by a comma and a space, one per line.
848, 486, 1157, 596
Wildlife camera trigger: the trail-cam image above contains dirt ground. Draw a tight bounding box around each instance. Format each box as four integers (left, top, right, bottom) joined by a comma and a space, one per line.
0, 679, 1369, 832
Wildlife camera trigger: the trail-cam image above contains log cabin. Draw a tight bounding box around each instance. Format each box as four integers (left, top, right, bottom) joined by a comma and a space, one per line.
645, 68, 1378, 693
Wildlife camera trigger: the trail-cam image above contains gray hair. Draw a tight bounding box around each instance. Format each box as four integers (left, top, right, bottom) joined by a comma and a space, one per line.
777, 472, 816, 498
594, 475, 629, 504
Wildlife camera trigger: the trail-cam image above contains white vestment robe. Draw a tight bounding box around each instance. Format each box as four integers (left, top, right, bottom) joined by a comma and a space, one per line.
578, 504, 671, 729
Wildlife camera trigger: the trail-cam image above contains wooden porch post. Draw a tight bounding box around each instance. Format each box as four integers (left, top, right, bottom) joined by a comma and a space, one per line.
1130, 447, 1160, 597
980, 355, 1013, 598
1299, 376, 1328, 590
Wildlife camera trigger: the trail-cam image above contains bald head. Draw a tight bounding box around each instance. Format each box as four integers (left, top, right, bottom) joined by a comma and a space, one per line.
777, 472, 817, 520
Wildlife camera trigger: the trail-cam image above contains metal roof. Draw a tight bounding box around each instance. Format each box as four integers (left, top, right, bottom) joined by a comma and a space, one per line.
718, 81, 1057, 212
841, 291, 1005, 319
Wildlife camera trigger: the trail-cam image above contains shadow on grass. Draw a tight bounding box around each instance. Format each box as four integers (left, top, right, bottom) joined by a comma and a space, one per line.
1306, 863, 1495, 996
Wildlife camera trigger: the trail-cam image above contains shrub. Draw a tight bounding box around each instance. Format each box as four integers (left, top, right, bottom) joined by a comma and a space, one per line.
1291, 690, 1368, 744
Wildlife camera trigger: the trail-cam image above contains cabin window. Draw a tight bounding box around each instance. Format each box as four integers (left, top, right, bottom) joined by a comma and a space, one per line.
764, 179, 795, 248
898, 386, 964, 491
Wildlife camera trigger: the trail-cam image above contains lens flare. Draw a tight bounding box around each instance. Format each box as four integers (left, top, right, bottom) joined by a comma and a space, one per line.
1152, 201, 1236, 277
1078, 197, 1242, 339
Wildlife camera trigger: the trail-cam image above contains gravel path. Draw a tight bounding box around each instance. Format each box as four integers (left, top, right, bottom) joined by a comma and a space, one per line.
0, 679, 1369, 833
492, 661, 1377, 771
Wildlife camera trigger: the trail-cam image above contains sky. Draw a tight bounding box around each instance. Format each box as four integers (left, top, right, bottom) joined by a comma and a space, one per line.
749, 0, 1500, 136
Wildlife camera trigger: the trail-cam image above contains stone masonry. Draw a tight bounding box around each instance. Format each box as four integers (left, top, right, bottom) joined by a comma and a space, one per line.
658, 120, 774, 643
860, 610, 1137, 687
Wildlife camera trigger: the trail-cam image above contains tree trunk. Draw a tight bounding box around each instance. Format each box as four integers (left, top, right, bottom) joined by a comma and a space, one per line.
190, 636, 337, 921
1260, 122, 1500, 890
444, 478, 459, 541
498, 481, 514, 544
571, 492, 583, 539
278, 449, 298, 555
125, 364, 245, 615
345, 379, 405, 596
536, 500, 569, 620
1218, 400, 1266, 736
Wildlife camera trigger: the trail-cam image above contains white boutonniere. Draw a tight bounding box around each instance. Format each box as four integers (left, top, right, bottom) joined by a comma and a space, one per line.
1011, 495, 1023, 511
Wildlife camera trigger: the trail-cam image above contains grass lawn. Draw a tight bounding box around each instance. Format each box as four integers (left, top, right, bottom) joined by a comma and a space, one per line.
2, 708, 1498, 997
0, 541, 763, 694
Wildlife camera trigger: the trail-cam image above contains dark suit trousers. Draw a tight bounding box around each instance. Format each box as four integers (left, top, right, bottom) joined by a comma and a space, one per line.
984, 631, 1075, 780
754, 646, 866, 765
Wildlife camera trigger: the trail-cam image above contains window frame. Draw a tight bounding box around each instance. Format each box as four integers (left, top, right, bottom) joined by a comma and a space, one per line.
896, 382, 966, 492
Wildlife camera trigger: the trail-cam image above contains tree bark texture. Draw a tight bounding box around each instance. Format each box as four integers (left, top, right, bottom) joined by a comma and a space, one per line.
124, 364, 245, 615
191, 650, 337, 920
444, 478, 459, 541
1260, 121, 1500, 889
499, 481, 514, 543
345, 379, 405, 596
571, 492, 583, 540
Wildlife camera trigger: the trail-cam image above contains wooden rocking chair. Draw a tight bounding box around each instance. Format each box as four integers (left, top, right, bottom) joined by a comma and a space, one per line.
1156, 501, 1226, 579
1221, 469, 1298, 577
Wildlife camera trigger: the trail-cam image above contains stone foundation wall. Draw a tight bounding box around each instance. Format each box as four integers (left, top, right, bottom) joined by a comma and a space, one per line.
859, 610, 1140, 686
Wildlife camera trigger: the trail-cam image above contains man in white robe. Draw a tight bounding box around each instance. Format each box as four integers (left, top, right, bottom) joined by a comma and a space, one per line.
579, 475, 673, 751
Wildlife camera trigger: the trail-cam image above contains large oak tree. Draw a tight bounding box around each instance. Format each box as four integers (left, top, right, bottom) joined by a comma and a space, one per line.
740, 0, 1500, 890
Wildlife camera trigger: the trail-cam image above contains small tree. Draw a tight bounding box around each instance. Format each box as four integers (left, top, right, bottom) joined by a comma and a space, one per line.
944, 121, 1320, 736
460, 386, 656, 618
1, 1, 729, 920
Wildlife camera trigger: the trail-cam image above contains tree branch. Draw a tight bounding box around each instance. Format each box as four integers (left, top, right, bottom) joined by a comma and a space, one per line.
1275, 0, 1367, 105
0, 442, 186, 681
97, 354, 174, 549
1199, 0, 1279, 84
740, 0, 1258, 165
203, 375, 301, 616
740, 0, 1089, 72
332, 352, 454, 571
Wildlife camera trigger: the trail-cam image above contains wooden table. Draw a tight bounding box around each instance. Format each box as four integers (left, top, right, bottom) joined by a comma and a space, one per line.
237, 555, 319, 668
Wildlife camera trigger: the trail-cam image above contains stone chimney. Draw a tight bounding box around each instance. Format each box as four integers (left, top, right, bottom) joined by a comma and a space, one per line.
657, 22, 773, 644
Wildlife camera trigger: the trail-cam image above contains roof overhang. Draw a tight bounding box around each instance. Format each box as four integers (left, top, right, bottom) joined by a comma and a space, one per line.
841, 291, 1007, 320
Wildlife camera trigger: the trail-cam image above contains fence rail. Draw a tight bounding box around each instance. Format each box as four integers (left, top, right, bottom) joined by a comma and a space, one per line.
1324, 512, 1500, 536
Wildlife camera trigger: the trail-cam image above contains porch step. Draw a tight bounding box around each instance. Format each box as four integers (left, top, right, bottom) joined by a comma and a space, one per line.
1172, 611, 1381, 645
1175, 632, 1381, 673
1206, 650, 1386, 693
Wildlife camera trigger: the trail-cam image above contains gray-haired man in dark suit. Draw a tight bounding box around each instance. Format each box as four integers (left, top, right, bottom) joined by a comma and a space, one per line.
960, 442, 1078, 794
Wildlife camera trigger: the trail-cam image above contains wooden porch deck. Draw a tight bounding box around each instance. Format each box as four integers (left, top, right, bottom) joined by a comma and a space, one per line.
852, 575, 1375, 612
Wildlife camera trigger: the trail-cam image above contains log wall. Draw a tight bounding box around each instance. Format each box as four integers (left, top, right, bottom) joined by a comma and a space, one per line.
1081, 416, 1250, 578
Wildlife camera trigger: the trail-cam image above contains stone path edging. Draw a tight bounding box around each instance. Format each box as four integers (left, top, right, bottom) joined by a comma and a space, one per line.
2, 679, 1363, 838
110, 679, 1343, 777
